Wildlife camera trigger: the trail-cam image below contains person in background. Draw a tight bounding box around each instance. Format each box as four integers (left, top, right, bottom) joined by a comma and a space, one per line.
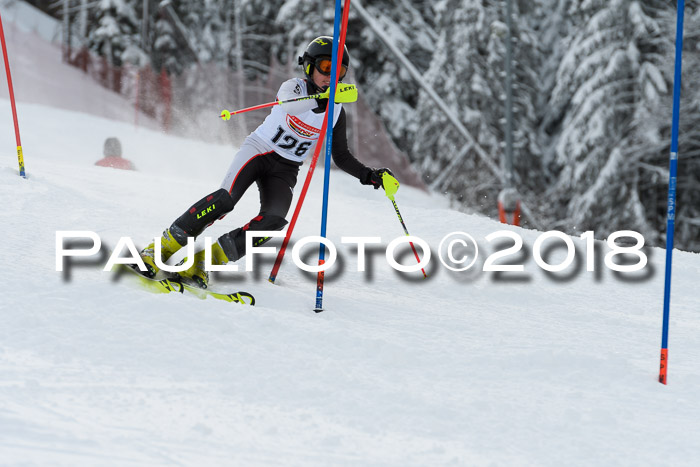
95, 137, 135, 170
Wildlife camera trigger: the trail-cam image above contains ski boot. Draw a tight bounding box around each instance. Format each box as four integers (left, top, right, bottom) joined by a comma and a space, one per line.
137, 226, 186, 278
176, 241, 230, 289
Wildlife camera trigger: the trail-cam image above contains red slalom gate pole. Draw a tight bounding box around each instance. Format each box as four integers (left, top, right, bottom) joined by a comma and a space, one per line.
268, 1, 351, 284
0, 11, 26, 178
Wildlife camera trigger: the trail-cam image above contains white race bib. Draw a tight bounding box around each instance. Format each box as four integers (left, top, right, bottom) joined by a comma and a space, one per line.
254, 78, 342, 162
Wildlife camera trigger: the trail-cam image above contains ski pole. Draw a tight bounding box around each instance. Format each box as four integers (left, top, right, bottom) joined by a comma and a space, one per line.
382, 172, 427, 279
220, 83, 357, 120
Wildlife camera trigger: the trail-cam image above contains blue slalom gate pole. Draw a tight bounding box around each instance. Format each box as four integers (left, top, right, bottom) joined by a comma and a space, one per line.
659, 0, 686, 385
314, 0, 345, 312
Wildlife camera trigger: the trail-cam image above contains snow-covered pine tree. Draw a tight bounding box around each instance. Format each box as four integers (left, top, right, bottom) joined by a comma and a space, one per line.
410, 0, 497, 210
633, 4, 700, 251
275, 0, 329, 51
342, 0, 436, 159
239, 0, 286, 80
669, 4, 700, 251
88, 0, 141, 68
409, 0, 541, 216
533, 0, 574, 188
542, 0, 671, 241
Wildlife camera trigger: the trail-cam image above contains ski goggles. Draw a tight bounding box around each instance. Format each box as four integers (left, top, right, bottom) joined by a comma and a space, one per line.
314, 57, 348, 80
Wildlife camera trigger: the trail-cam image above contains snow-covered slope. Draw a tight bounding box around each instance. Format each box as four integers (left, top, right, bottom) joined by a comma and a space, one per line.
4, 101, 700, 466
1, 3, 700, 466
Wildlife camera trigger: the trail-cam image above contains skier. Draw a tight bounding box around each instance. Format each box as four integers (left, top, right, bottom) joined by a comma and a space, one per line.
136, 36, 394, 288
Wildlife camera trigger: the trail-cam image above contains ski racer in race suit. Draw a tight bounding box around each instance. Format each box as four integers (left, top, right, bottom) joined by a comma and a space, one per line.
136, 36, 394, 288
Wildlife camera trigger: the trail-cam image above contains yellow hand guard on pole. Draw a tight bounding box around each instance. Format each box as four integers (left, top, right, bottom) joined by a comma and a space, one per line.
327, 83, 358, 103
382, 172, 400, 200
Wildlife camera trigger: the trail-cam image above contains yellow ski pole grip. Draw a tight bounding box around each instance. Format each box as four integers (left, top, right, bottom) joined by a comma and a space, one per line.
382, 172, 400, 199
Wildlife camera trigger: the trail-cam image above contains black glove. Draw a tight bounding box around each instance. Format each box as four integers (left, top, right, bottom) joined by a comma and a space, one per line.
362, 168, 395, 190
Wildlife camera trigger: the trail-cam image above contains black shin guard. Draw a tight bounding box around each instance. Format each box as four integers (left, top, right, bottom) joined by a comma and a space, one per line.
172, 188, 235, 240
218, 214, 288, 262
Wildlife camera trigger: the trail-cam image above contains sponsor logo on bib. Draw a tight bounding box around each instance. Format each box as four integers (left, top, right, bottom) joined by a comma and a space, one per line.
287, 115, 320, 139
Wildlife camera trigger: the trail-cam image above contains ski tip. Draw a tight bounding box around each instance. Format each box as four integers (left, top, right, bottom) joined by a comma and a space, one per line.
242, 292, 256, 306
313, 307, 324, 313
229, 291, 255, 306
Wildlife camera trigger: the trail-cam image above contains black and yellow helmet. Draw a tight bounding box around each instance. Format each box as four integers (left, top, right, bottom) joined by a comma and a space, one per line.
298, 36, 350, 82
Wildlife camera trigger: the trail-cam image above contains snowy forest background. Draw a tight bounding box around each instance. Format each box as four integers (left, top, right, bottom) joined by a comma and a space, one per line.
22, 0, 700, 252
